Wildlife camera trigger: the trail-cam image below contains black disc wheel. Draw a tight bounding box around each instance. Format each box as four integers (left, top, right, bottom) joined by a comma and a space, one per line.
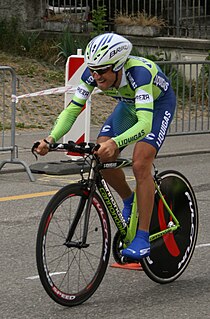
141, 170, 198, 283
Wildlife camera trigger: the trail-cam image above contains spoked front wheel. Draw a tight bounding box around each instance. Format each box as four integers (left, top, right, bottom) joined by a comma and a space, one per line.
141, 170, 199, 284
36, 183, 111, 306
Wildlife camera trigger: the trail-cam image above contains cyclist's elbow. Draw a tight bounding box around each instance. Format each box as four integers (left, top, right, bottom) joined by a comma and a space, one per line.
143, 121, 152, 137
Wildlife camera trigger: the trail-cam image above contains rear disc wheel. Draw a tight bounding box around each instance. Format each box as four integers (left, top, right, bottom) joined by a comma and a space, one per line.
141, 170, 198, 284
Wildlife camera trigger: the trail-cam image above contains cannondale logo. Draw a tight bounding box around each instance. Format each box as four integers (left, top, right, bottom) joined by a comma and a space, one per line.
101, 125, 111, 133
145, 133, 155, 140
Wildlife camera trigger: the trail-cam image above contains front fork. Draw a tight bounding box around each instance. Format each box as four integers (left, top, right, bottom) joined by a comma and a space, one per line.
64, 180, 96, 248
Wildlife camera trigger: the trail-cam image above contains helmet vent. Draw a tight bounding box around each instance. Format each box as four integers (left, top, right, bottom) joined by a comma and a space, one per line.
101, 45, 108, 51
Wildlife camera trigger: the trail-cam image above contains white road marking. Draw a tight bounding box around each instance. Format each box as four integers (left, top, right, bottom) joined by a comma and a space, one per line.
26, 243, 210, 280
195, 243, 210, 248
26, 271, 66, 280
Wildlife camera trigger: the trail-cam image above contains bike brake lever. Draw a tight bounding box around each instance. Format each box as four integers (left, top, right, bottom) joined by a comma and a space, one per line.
31, 141, 40, 160
92, 143, 100, 152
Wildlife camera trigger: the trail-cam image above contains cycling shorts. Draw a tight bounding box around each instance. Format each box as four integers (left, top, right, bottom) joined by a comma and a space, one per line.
98, 87, 176, 153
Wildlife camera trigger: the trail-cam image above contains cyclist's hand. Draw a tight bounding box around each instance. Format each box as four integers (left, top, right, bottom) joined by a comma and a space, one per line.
95, 139, 117, 160
33, 137, 54, 156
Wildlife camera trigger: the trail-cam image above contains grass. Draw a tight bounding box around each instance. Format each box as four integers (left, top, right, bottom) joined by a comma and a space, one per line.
115, 11, 166, 27
0, 52, 64, 79
0, 51, 65, 131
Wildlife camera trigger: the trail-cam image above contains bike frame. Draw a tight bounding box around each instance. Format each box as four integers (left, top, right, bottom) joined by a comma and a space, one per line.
85, 156, 181, 247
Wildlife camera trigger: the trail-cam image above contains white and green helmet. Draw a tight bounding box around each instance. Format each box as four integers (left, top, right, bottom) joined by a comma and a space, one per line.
85, 33, 132, 72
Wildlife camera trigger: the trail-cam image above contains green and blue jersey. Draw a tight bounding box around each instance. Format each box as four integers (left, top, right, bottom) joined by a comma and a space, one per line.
50, 56, 171, 147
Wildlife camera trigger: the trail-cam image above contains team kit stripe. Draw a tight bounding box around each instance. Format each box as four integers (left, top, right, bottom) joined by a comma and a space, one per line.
136, 108, 154, 112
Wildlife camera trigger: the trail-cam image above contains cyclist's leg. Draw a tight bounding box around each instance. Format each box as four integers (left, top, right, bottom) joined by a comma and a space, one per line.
97, 135, 132, 200
122, 142, 155, 259
97, 101, 137, 221
133, 142, 156, 231
122, 88, 176, 260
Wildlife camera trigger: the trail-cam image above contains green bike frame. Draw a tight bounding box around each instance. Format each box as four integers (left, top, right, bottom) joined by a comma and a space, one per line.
123, 181, 180, 248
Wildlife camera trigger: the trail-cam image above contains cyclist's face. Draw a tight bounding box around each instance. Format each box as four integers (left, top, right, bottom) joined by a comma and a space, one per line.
89, 66, 117, 90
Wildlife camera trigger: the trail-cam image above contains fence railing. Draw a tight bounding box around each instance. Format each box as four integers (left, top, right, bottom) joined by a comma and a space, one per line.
0, 66, 34, 181
157, 60, 210, 135
44, 0, 210, 39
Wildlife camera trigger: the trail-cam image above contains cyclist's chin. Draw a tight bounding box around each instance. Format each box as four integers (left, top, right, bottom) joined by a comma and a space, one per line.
96, 81, 111, 91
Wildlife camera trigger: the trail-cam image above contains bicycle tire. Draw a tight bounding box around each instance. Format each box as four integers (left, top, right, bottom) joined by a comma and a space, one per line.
141, 170, 199, 284
36, 183, 111, 306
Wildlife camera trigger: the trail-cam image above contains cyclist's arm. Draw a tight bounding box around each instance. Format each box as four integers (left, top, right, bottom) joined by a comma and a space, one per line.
50, 81, 94, 142
49, 103, 83, 142
112, 85, 154, 148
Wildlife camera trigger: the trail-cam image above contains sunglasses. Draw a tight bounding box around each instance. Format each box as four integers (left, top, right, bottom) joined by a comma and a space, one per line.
89, 65, 112, 75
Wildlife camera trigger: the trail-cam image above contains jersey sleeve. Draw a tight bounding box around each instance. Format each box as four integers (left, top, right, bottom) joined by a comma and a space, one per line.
50, 103, 83, 142
112, 70, 154, 148
50, 70, 95, 142
112, 107, 153, 148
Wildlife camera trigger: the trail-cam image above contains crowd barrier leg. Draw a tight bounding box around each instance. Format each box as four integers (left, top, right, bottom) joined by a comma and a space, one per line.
0, 66, 35, 182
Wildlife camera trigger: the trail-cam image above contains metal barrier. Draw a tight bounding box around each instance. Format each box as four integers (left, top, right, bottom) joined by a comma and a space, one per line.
104, 0, 210, 39
0, 66, 34, 181
157, 60, 210, 135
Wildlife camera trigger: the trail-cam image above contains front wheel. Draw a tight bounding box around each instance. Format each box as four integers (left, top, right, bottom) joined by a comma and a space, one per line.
141, 170, 199, 284
36, 183, 111, 306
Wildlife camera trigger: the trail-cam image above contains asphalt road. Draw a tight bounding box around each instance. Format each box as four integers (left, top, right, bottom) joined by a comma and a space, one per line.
0, 133, 210, 319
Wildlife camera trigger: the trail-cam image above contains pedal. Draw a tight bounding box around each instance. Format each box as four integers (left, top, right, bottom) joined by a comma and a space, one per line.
121, 256, 140, 264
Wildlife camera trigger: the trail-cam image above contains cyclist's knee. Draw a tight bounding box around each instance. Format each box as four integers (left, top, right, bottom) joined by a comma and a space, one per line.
132, 160, 152, 182
132, 143, 156, 181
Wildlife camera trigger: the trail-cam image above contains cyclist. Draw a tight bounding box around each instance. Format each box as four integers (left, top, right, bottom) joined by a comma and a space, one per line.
34, 33, 176, 260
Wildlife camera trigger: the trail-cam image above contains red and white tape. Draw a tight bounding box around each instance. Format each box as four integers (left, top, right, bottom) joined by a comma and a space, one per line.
13, 85, 77, 103
12, 85, 100, 103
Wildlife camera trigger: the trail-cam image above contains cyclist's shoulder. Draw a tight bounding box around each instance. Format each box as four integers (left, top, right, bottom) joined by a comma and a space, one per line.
124, 56, 158, 87
125, 56, 156, 70
81, 67, 97, 88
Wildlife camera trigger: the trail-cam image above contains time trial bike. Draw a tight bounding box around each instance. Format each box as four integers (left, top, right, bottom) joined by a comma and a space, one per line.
33, 141, 198, 307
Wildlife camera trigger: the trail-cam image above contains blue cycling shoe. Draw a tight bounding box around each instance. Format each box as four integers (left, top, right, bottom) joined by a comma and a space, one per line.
122, 192, 134, 223
122, 230, 150, 260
